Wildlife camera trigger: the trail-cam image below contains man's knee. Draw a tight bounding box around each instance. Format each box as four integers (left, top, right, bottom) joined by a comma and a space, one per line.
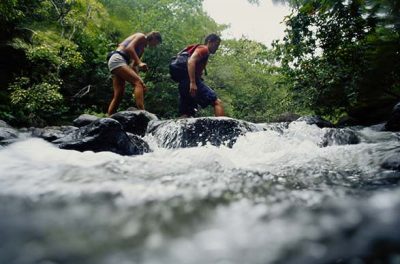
113, 92, 124, 101
214, 99, 223, 106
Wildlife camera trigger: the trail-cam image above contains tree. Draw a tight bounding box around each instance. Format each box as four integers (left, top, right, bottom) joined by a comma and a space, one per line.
206, 39, 295, 122
272, 0, 400, 123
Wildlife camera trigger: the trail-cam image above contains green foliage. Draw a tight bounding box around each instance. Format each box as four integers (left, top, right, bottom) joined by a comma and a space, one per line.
82, 107, 107, 118
9, 77, 67, 125
21, 31, 84, 69
274, 0, 400, 121
0, 0, 304, 125
206, 39, 296, 122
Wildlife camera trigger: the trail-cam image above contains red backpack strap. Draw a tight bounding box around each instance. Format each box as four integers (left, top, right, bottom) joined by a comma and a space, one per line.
183, 44, 201, 56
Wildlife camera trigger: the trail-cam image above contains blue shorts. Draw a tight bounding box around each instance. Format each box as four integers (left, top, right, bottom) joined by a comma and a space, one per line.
178, 79, 217, 116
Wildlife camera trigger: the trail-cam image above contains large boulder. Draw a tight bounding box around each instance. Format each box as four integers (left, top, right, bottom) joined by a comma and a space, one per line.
110, 110, 158, 136
73, 114, 99, 127
147, 117, 258, 148
29, 126, 78, 142
0, 121, 18, 145
0, 120, 12, 128
296, 115, 335, 128
320, 128, 360, 147
54, 118, 149, 155
384, 102, 400, 132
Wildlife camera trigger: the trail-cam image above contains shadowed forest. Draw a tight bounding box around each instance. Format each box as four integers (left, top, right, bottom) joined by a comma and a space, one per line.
0, 0, 399, 126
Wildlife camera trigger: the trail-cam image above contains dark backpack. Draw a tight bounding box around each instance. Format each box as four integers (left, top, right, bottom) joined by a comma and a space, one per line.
169, 44, 200, 82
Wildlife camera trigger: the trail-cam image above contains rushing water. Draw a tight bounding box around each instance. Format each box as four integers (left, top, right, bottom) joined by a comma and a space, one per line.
0, 121, 400, 264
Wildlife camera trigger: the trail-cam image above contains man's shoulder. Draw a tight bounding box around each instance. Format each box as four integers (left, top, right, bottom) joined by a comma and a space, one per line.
195, 45, 209, 57
196, 45, 209, 52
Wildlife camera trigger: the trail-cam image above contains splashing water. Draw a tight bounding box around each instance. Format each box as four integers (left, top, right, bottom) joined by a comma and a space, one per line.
0, 122, 399, 264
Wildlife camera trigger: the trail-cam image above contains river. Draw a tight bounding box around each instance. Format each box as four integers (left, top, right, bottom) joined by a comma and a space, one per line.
0, 121, 399, 264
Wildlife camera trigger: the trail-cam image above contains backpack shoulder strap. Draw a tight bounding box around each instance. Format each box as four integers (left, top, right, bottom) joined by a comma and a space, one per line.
179, 44, 201, 56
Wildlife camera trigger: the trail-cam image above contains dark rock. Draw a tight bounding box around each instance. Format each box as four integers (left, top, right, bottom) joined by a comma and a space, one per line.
73, 114, 99, 127
320, 128, 360, 147
55, 118, 149, 155
126, 107, 139, 111
126, 132, 150, 152
0, 127, 19, 145
0, 120, 12, 128
368, 123, 386, 132
29, 126, 78, 142
384, 102, 400, 132
259, 122, 290, 134
273, 112, 301, 123
147, 117, 258, 148
381, 154, 400, 171
110, 110, 158, 136
296, 115, 335, 128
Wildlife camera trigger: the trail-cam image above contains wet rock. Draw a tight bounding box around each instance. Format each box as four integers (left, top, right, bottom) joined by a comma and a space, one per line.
0, 126, 19, 145
320, 128, 360, 147
126, 107, 139, 111
110, 110, 158, 136
55, 118, 149, 155
381, 154, 400, 171
126, 132, 150, 153
384, 102, 400, 132
258, 122, 290, 134
368, 123, 386, 132
147, 117, 258, 148
29, 126, 78, 142
296, 115, 335, 128
0, 120, 12, 128
73, 114, 99, 127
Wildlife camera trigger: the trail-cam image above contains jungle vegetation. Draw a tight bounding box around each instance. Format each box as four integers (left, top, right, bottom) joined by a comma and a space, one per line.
0, 0, 398, 126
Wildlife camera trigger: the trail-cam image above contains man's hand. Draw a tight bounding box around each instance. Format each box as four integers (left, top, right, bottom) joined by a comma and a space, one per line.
189, 82, 197, 97
138, 62, 148, 72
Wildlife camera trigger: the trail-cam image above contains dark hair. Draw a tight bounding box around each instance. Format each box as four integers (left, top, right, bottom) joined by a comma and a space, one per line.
204, 33, 221, 44
147, 31, 162, 43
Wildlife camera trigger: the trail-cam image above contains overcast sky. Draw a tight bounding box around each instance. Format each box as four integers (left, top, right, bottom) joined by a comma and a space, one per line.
202, 0, 291, 46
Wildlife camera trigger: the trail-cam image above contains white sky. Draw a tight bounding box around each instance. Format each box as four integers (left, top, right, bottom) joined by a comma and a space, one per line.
202, 0, 291, 46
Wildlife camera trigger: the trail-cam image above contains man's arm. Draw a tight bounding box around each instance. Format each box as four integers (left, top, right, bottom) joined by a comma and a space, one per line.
187, 51, 201, 97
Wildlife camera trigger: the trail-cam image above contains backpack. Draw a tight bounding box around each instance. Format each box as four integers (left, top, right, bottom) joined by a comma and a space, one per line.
169, 44, 200, 82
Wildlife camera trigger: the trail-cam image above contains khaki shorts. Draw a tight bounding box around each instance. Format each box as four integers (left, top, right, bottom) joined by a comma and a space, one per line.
108, 53, 128, 72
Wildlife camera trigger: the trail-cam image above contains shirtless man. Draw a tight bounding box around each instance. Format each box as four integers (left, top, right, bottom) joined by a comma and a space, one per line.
107, 31, 162, 115
177, 34, 224, 117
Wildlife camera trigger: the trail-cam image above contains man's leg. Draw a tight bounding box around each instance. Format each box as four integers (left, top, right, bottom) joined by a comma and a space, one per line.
195, 80, 224, 117
213, 99, 224, 117
112, 65, 146, 110
107, 75, 126, 116
178, 79, 196, 117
